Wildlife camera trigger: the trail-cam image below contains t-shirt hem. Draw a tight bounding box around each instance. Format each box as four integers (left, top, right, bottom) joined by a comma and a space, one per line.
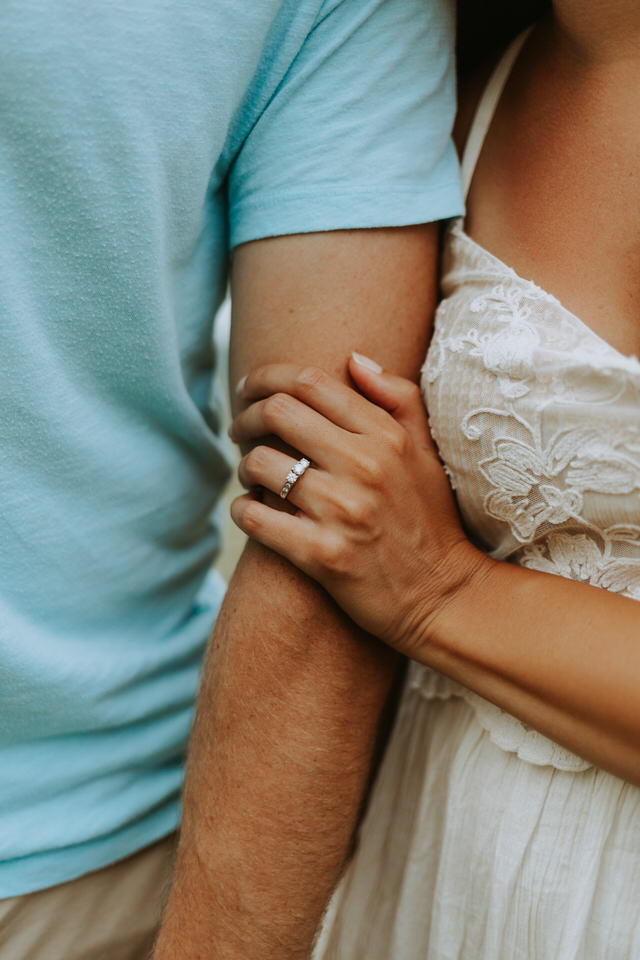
0, 802, 180, 899
229, 179, 465, 249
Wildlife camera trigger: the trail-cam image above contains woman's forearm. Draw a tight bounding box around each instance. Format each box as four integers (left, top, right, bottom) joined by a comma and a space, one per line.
422, 558, 640, 783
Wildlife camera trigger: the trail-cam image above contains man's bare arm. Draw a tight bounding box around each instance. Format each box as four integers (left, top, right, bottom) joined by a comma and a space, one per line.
153, 225, 438, 959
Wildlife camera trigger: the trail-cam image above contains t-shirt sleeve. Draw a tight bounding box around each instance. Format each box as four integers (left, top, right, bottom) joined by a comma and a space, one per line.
228, 0, 463, 249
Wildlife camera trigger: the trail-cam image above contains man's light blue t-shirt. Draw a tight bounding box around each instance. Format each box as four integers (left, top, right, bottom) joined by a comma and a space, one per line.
0, 0, 463, 895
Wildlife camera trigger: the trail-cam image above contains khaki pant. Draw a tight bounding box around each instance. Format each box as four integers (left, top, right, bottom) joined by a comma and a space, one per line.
0, 834, 177, 960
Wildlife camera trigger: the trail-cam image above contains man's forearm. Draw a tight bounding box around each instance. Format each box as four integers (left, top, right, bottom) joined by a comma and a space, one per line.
154, 224, 438, 957
153, 539, 397, 959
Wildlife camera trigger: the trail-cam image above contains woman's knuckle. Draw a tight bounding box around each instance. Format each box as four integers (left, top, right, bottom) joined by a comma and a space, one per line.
295, 365, 327, 392
348, 490, 380, 528
242, 502, 262, 535
245, 445, 266, 479
332, 493, 359, 524
263, 392, 290, 428
356, 453, 383, 487
388, 426, 409, 457
320, 535, 349, 573
353, 495, 377, 526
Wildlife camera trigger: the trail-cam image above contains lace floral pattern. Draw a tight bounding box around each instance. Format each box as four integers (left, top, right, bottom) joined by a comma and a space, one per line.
416, 219, 640, 771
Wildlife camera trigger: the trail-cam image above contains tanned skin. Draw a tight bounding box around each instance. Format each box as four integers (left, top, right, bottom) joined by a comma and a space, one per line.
152, 225, 439, 959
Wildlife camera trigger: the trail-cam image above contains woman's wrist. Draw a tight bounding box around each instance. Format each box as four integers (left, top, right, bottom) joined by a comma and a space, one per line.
407, 542, 498, 666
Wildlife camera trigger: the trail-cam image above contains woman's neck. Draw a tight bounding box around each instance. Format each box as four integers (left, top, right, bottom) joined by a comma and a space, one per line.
552, 0, 640, 64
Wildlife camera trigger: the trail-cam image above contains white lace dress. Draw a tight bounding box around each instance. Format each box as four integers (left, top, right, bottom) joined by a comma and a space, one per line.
314, 33, 640, 960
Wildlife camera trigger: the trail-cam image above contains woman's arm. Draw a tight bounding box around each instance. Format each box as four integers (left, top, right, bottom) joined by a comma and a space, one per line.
425, 548, 640, 784
230, 357, 640, 784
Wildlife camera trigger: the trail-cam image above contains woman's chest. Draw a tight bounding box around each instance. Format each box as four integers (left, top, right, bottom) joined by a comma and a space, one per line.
465, 50, 640, 360
423, 241, 640, 599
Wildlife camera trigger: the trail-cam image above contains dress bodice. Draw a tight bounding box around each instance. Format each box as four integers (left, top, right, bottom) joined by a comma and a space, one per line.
414, 33, 640, 771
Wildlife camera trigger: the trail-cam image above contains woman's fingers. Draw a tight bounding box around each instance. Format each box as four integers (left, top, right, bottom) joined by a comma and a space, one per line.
230, 493, 318, 573
230, 393, 351, 469
238, 446, 322, 516
348, 352, 431, 441
237, 364, 388, 434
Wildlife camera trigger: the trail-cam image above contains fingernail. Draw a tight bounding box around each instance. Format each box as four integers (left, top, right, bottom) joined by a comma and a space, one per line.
351, 351, 383, 374
235, 375, 247, 396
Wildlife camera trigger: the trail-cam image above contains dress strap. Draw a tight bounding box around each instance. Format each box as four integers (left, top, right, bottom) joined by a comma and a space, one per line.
460, 27, 533, 199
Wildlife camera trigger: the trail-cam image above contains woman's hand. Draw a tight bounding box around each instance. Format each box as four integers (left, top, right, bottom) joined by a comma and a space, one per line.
230, 354, 640, 783
229, 353, 492, 659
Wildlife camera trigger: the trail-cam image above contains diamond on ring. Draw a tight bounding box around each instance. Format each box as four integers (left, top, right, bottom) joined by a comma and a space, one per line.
279, 457, 311, 499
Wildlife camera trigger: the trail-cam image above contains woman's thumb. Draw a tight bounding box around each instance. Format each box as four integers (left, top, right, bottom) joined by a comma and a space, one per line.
349, 352, 429, 436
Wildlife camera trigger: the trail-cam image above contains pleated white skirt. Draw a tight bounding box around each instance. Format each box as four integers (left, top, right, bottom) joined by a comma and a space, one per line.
314, 677, 640, 960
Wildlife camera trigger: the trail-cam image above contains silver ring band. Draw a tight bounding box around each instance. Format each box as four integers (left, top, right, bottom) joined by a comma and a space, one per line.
279, 457, 311, 500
